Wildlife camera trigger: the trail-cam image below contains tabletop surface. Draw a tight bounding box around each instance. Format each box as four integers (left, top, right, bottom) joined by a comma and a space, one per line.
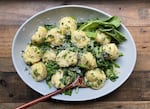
0, 0, 150, 109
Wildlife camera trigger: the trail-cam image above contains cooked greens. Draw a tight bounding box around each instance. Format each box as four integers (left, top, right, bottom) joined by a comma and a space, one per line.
79, 16, 126, 44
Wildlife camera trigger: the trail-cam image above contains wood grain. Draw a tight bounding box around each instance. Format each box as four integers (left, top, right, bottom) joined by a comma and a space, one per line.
0, 71, 150, 102
0, 0, 149, 26
0, 101, 150, 109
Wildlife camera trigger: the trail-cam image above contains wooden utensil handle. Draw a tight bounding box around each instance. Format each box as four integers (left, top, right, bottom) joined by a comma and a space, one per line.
16, 89, 62, 109
15, 76, 80, 109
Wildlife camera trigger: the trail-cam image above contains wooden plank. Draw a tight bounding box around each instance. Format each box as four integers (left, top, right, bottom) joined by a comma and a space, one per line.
0, 58, 15, 72
0, 72, 41, 103
0, 101, 150, 109
0, 0, 149, 26
0, 26, 18, 58
0, 71, 149, 102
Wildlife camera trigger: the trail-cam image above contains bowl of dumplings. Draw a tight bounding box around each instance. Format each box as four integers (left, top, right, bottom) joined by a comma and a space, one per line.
12, 5, 136, 101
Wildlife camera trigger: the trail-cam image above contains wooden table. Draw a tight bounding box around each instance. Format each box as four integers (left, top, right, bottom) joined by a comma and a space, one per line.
0, 0, 150, 109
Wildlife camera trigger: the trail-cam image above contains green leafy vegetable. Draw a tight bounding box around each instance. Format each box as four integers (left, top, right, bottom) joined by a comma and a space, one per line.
104, 29, 126, 44
85, 31, 97, 39
44, 24, 55, 31
106, 69, 118, 82
63, 89, 73, 96
45, 61, 59, 86
78, 16, 126, 44
103, 16, 121, 28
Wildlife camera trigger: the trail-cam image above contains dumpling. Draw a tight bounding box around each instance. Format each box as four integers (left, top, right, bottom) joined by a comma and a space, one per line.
95, 32, 111, 44
22, 45, 43, 65
30, 62, 47, 81
101, 43, 119, 60
31, 26, 47, 44
56, 50, 78, 67
51, 69, 65, 89
59, 16, 77, 35
45, 28, 65, 46
79, 52, 97, 69
42, 49, 56, 62
85, 68, 106, 89
71, 30, 90, 48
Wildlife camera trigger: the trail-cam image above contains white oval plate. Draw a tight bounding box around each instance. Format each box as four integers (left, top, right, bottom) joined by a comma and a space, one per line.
12, 5, 136, 101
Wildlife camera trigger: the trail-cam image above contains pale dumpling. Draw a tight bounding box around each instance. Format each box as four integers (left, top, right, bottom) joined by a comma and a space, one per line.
71, 30, 90, 48
79, 52, 97, 69
95, 32, 111, 44
56, 50, 78, 67
31, 26, 47, 44
30, 62, 47, 81
59, 16, 77, 35
22, 45, 42, 65
85, 68, 106, 89
51, 69, 65, 89
42, 49, 56, 62
102, 43, 119, 60
45, 28, 65, 46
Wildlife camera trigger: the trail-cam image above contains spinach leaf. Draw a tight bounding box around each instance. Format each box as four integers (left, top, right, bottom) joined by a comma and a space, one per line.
44, 24, 55, 31
104, 29, 126, 44
85, 31, 97, 39
78, 16, 126, 44
106, 69, 118, 82
63, 89, 73, 96
103, 16, 121, 28
45, 61, 59, 87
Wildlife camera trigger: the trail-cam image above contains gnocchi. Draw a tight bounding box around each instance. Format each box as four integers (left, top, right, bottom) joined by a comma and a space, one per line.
22, 45, 42, 65
102, 43, 119, 60
95, 32, 111, 44
45, 28, 65, 46
79, 52, 97, 69
71, 30, 90, 48
31, 26, 47, 44
85, 69, 106, 89
56, 50, 78, 67
51, 69, 65, 89
30, 62, 47, 81
42, 49, 56, 62
59, 16, 77, 35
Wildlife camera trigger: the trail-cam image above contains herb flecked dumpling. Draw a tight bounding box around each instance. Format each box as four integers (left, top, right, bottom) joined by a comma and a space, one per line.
45, 28, 65, 46
71, 30, 90, 48
51, 69, 65, 89
22, 45, 43, 65
59, 16, 77, 35
95, 32, 111, 44
101, 43, 119, 60
56, 50, 78, 67
79, 52, 97, 69
85, 68, 106, 89
31, 26, 47, 44
42, 49, 56, 62
30, 62, 47, 81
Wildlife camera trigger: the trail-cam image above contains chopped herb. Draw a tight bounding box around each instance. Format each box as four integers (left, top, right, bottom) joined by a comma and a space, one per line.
44, 24, 55, 30
33, 69, 40, 77
24, 67, 28, 71
63, 89, 73, 96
